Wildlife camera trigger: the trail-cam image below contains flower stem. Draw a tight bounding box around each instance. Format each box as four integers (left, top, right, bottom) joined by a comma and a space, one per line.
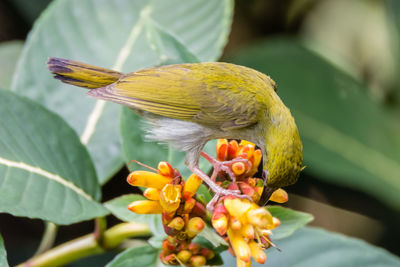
17, 222, 151, 267
34, 222, 58, 256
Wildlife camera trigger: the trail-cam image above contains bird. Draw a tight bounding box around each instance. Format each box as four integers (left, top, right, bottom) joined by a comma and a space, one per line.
47, 57, 303, 207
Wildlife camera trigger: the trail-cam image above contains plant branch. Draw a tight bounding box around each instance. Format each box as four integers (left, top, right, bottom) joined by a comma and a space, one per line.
17, 222, 151, 267
34, 222, 58, 256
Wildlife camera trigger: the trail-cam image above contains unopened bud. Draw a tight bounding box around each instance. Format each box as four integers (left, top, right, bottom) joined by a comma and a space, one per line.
188, 243, 201, 254
237, 258, 252, 267
161, 253, 178, 265
168, 217, 185, 231
247, 208, 273, 228
186, 217, 205, 238
176, 250, 192, 263
200, 248, 215, 260
249, 241, 266, 264
230, 217, 242, 231
128, 200, 163, 214
190, 255, 207, 267
269, 188, 289, 203
158, 161, 174, 177
217, 139, 228, 161
183, 173, 202, 200
232, 162, 246, 176
127, 171, 172, 189
183, 197, 196, 214
143, 187, 160, 200
227, 228, 251, 262
162, 238, 177, 252
212, 213, 228, 236
272, 217, 281, 229
241, 224, 255, 240
227, 140, 239, 159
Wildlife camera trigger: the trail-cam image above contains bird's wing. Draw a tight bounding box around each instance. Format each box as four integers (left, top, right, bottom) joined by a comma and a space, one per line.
88, 62, 273, 130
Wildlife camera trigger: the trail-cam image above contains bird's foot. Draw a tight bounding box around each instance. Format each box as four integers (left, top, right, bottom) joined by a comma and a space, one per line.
192, 166, 252, 211
206, 186, 251, 211
200, 151, 252, 182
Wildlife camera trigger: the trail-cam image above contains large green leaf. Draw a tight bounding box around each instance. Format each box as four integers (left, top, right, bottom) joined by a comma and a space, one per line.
0, 91, 108, 224
0, 41, 24, 90
105, 245, 158, 267
0, 234, 8, 267
11, 0, 233, 184
222, 227, 400, 266
268, 206, 313, 240
231, 39, 400, 209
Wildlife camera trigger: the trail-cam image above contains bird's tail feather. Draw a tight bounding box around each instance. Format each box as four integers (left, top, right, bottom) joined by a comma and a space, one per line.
47, 57, 123, 89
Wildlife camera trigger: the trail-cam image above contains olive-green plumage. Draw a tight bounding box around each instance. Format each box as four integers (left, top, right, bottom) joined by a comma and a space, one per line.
48, 58, 303, 202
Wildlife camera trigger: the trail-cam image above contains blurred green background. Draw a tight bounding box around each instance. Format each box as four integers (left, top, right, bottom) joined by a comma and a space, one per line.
0, 0, 399, 265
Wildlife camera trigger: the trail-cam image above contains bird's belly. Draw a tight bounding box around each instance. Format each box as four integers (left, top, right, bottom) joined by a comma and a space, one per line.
144, 117, 261, 152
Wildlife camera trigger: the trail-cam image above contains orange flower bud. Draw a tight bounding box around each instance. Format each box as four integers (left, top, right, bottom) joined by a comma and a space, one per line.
200, 248, 215, 260
227, 140, 239, 159
252, 149, 262, 168
241, 224, 255, 240
186, 217, 205, 238
183, 197, 196, 214
269, 188, 289, 203
188, 243, 201, 254
272, 217, 281, 229
230, 217, 242, 231
249, 241, 266, 264
217, 139, 228, 161
232, 162, 246, 176
162, 238, 177, 252
248, 149, 262, 176
246, 208, 273, 228
159, 184, 182, 213
239, 140, 255, 147
212, 213, 228, 236
161, 253, 178, 265
183, 173, 202, 200
158, 161, 174, 177
128, 200, 163, 214
224, 198, 252, 219
168, 217, 185, 231
237, 258, 252, 267
176, 250, 192, 263
190, 255, 206, 267
238, 144, 254, 159
127, 171, 172, 189
143, 187, 160, 200
227, 228, 251, 262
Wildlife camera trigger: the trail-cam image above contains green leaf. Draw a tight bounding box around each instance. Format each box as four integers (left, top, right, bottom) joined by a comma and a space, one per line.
104, 194, 164, 236
10, 0, 51, 23
0, 41, 24, 90
221, 227, 400, 266
106, 245, 158, 267
0, 91, 108, 224
231, 39, 400, 209
267, 206, 313, 240
0, 234, 8, 267
11, 0, 233, 184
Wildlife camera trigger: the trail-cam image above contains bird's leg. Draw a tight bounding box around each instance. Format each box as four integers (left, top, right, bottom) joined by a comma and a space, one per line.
200, 151, 252, 182
191, 166, 251, 211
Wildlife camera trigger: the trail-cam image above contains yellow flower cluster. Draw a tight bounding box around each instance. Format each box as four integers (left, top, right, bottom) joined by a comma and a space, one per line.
126, 161, 214, 266
126, 139, 288, 267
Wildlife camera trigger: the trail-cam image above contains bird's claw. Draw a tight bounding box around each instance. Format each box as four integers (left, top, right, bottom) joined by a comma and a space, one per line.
206, 187, 252, 211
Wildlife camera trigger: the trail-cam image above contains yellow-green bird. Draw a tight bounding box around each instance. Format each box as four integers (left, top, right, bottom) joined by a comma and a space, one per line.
47, 58, 303, 207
